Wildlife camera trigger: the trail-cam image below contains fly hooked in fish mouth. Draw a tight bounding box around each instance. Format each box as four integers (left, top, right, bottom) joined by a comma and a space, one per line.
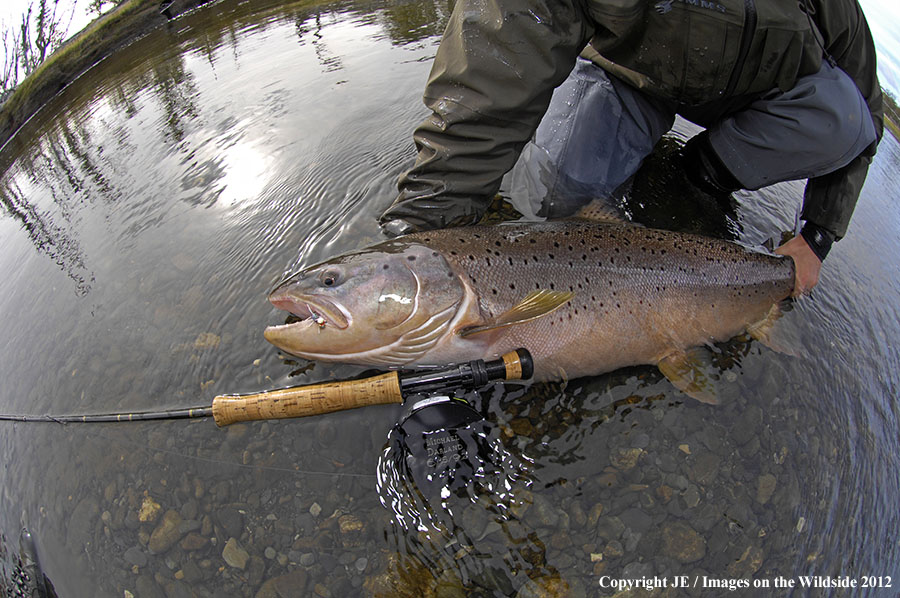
273, 293, 350, 332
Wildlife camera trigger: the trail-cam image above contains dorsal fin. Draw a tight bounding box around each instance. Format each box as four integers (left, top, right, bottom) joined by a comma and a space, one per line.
459, 290, 574, 337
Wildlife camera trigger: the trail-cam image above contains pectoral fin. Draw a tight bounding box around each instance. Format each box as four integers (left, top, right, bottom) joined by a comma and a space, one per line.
658, 348, 718, 405
459, 290, 574, 337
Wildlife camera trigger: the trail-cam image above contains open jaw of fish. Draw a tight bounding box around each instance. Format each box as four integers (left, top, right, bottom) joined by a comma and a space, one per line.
267, 292, 350, 331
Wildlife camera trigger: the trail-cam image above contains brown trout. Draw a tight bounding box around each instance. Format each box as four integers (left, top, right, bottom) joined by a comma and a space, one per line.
264, 221, 794, 402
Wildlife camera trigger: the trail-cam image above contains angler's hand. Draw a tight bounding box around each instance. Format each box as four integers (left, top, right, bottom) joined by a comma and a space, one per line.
775, 235, 821, 297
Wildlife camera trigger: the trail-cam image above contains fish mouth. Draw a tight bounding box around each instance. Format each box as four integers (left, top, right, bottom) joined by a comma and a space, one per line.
266, 291, 350, 331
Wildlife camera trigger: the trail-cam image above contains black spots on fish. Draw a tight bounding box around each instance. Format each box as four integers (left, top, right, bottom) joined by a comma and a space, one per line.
383, 264, 390, 270
529, 238, 537, 244
548, 253, 555, 260
407, 255, 417, 261
495, 240, 502, 247
507, 257, 514, 266
553, 241, 560, 248
492, 288, 498, 295
467, 254, 475, 261
450, 250, 457, 256
549, 282, 555, 290
432, 251, 439, 256
485, 257, 492, 267
509, 283, 516, 290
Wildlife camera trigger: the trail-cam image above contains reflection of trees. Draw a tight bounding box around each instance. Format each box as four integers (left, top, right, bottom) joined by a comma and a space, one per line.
375, 0, 452, 46
150, 53, 199, 144
0, 180, 93, 295
291, 0, 451, 72
293, 11, 344, 73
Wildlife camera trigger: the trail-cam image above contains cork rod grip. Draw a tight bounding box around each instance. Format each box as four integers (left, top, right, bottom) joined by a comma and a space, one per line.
211, 371, 403, 427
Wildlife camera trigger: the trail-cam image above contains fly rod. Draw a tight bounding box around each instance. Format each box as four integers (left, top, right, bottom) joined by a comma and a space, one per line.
0, 349, 533, 427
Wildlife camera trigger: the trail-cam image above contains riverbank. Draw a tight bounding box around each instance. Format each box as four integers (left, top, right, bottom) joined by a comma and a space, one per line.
0, 0, 213, 150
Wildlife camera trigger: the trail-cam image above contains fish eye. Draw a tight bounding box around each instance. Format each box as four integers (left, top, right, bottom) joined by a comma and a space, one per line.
321, 270, 340, 287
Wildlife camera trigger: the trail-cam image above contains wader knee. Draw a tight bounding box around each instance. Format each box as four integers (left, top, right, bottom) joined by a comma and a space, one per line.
681, 131, 742, 201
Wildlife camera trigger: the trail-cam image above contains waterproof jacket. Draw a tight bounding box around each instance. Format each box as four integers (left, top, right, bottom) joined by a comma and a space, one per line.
383, 0, 883, 239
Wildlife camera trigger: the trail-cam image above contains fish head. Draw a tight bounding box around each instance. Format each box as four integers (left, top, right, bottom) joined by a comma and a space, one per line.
264, 241, 466, 366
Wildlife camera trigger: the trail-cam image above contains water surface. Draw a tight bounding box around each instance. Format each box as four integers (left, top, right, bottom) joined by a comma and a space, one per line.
0, 0, 898, 596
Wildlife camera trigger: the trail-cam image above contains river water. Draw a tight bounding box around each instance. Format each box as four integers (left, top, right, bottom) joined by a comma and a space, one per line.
0, 0, 898, 596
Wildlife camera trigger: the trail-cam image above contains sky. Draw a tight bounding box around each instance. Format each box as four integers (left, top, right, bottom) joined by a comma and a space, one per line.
1, 0, 93, 35
2, 0, 900, 97
1, 0, 94, 71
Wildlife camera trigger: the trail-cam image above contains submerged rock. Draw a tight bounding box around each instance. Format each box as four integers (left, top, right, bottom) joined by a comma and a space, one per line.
610, 447, 643, 471
148, 510, 184, 554
756, 474, 777, 504
67, 497, 100, 550
661, 520, 706, 563
255, 569, 308, 598
138, 496, 162, 523
223, 537, 250, 569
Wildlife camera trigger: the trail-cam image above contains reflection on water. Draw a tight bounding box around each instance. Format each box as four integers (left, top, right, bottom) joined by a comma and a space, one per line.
375, 391, 545, 594
0, 0, 898, 596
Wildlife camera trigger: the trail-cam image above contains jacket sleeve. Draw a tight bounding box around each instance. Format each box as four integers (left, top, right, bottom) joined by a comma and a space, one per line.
802, 0, 884, 239
379, 0, 593, 231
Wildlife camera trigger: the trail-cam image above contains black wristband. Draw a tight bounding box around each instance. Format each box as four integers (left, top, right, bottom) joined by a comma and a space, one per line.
800, 222, 835, 262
